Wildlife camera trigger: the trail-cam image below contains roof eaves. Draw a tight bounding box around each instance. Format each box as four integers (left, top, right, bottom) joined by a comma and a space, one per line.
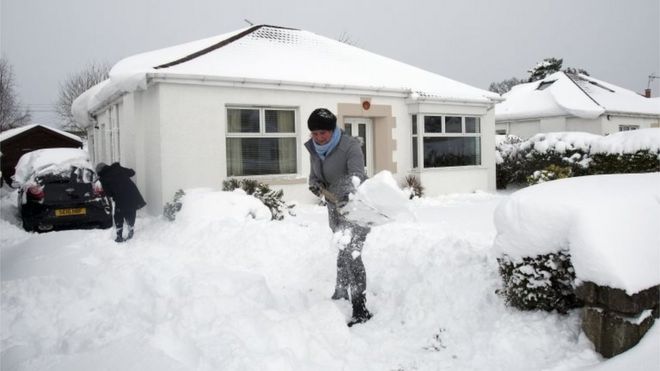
153, 25, 299, 70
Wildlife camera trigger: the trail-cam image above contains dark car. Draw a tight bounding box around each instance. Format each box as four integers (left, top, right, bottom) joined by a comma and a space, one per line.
14, 149, 113, 232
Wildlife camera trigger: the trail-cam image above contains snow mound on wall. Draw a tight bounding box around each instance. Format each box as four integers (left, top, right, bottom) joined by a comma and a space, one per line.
494, 173, 660, 295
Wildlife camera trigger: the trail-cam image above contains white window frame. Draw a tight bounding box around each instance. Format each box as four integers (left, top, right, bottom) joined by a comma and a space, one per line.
414, 114, 482, 168
618, 125, 639, 132
225, 106, 298, 177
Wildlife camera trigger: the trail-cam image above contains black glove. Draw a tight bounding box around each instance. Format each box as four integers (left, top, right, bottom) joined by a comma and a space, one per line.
309, 185, 321, 197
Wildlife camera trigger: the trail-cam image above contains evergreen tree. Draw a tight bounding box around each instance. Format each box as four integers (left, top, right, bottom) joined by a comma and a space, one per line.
527, 57, 563, 82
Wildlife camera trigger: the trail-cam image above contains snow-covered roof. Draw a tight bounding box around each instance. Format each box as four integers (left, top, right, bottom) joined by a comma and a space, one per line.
495, 72, 660, 121
73, 25, 500, 126
0, 124, 82, 144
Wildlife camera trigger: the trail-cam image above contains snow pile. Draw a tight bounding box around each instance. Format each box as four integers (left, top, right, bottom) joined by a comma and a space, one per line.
4, 186, 620, 371
12, 148, 92, 185
343, 171, 416, 226
494, 172, 660, 294
590, 128, 660, 154
174, 188, 272, 229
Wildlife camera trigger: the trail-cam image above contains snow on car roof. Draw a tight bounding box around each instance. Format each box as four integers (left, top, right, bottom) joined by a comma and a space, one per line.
13, 148, 92, 185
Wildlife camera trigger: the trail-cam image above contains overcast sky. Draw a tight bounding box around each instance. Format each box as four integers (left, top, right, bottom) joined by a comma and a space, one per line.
1, 0, 658, 127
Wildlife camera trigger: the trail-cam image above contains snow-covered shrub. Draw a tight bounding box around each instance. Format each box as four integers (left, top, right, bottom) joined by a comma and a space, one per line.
526, 164, 572, 186
163, 189, 185, 221
497, 251, 581, 313
222, 179, 295, 220
588, 150, 660, 175
495, 130, 660, 188
402, 175, 424, 199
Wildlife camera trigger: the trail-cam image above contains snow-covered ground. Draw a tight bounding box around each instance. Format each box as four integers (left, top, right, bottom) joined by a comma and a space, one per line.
1, 178, 658, 371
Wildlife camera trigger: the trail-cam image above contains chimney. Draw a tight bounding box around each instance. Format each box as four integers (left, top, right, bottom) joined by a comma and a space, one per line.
644, 88, 651, 98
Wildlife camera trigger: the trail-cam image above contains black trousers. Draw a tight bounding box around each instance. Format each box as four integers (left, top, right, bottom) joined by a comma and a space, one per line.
113, 205, 136, 231
328, 203, 370, 301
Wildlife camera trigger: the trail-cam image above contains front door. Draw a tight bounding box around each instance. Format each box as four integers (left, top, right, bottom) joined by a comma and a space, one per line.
343, 117, 374, 176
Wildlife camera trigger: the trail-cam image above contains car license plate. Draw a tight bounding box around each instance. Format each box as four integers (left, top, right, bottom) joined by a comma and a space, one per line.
55, 208, 86, 217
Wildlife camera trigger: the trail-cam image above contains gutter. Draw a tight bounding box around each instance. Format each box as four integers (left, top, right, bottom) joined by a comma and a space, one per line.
146, 72, 501, 106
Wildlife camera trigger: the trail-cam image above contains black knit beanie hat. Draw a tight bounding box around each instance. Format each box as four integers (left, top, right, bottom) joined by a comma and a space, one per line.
307, 108, 337, 131
95, 162, 108, 174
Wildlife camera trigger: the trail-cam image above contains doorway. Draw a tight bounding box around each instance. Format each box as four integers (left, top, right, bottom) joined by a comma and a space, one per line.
343, 117, 374, 176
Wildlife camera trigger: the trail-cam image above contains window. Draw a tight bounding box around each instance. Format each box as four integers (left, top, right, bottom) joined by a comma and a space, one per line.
226, 107, 297, 176
417, 115, 481, 168
619, 125, 639, 132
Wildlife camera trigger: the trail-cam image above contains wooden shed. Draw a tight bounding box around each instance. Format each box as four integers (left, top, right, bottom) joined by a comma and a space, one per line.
0, 124, 83, 185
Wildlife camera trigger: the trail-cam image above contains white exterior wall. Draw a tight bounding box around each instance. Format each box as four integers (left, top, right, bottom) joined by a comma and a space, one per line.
102, 81, 496, 215
539, 116, 567, 133
599, 115, 660, 135
498, 114, 660, 139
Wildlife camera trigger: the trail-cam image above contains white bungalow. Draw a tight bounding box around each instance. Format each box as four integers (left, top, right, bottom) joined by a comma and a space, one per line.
495, 71, 660, 139
73, 25, 501, 214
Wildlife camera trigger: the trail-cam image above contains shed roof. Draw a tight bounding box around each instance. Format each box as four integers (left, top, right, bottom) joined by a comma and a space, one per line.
495, 72, 660, 121
0, 124, 82, 144
73, 25, 500, 125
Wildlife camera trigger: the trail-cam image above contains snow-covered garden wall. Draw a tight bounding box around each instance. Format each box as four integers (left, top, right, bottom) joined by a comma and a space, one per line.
494, 173, 660, 357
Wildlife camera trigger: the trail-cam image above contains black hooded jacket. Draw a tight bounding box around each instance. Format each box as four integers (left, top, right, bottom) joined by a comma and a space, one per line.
97, 163, 146, 211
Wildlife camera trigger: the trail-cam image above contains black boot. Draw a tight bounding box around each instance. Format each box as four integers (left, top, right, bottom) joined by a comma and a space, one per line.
331, 287, 349, 301
348, 294, 372, 327
126, 226, 134, 241
115, 229, 124, 243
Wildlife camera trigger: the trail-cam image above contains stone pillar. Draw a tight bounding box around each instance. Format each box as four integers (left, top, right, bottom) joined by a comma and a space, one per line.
576, 282, 659, 358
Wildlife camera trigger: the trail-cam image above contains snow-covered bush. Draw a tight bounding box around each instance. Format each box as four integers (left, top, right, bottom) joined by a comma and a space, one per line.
588, 150, 660, 175
496, 130, 660, 189
497, 251, 581, 313
163, 189, 185, 221
526, 164, 572, 186
402, 175, 424, 199
222, 179, 295, 220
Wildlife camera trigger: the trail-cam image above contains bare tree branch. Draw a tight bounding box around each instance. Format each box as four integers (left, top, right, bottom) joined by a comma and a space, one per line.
0, 58, 31, 132
55, 61, 110, 136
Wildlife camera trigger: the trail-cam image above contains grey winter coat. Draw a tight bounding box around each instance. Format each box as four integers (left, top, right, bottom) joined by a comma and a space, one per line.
304, 131, 366, 204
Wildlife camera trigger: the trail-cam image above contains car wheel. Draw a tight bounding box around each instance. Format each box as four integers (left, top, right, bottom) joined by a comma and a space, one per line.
22, 219, 34, 232
37, 223, 54, 232
100, 220, 113, 229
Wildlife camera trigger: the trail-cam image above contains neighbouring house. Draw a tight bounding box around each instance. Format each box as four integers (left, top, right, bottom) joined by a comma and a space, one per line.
72, 24, 502, 215
0, 124, 83, 185
495, 72, 660, 139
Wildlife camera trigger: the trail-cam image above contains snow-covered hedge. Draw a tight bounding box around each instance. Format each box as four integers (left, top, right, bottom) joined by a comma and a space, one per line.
496, 129, 660, 188
494, 173, 660, 312
497, 251, 580, 313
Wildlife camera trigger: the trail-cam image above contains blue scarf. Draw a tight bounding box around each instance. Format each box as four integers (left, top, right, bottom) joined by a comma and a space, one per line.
314, 128, 342, 160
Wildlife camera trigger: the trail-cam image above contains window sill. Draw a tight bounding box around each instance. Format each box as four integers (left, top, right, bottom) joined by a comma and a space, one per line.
410, 165, 487, 173
227, 174, 307, 185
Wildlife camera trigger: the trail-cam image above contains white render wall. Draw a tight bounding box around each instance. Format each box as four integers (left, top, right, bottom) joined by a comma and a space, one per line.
497, 114, 660, 139
110, 81, 496, 215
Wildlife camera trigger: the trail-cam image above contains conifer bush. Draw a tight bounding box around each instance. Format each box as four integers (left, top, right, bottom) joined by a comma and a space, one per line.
222, 178, 295, 220
403, 175, 424, 199
163, 189, 185, 221
497, 251, 581, 313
